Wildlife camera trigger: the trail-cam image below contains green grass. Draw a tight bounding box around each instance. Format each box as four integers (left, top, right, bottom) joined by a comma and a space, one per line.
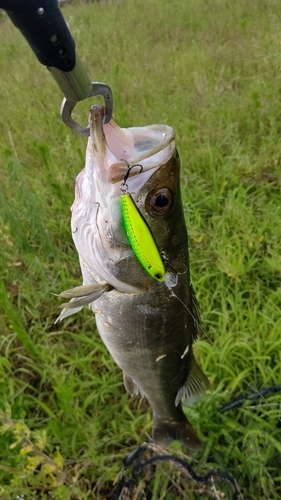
0, 0, 281, 498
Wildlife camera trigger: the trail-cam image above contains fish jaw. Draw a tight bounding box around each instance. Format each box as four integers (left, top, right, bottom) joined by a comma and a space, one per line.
71, 105, 177, 292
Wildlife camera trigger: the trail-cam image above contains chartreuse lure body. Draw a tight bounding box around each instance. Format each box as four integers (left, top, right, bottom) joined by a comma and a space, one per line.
121, 193, 165, 282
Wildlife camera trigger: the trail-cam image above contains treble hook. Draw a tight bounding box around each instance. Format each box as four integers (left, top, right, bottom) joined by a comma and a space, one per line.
120, 160, 143, 194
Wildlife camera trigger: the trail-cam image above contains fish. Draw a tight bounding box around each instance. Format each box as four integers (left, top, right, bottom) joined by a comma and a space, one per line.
56, 105, 210, 449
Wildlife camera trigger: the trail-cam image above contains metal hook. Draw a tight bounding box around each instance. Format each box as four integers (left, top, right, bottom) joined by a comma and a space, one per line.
120, 161, 143, 194
60, 82, 113, 137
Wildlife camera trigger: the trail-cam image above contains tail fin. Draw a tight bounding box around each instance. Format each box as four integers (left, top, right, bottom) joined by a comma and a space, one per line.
153, 418, 201, 450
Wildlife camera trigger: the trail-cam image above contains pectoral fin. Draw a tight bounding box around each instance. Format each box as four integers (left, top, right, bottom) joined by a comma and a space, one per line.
55, 305, 84, 323
55, 282, 109, 300
175, 354, 210, 407
54, 283, 110, 323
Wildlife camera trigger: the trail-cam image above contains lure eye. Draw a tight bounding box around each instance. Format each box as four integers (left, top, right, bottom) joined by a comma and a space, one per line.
155, 273, 163, 280
147, 188, 172, 215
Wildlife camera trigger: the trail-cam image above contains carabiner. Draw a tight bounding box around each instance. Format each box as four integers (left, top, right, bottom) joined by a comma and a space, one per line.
60, 82, 113, 137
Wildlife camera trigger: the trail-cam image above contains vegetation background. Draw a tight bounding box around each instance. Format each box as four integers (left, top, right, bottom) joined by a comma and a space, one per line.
0, 0, 280, 498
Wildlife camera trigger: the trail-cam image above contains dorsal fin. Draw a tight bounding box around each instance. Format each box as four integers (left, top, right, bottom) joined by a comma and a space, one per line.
175, 354, 211, 407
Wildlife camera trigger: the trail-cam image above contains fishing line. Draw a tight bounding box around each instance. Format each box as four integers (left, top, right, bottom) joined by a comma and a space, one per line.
219, 385, 281, 413
168, 286, 281, 422
112, 441, 241, 500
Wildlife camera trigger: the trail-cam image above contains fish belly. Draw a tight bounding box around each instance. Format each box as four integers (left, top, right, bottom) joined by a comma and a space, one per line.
92, 284, 202, 449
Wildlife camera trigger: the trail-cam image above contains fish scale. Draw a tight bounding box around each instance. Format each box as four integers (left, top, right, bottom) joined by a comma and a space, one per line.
57, 105, 210, 449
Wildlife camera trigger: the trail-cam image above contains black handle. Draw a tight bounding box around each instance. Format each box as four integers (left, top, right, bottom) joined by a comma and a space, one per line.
1, 0, 114, 128
3, 0, 76, 71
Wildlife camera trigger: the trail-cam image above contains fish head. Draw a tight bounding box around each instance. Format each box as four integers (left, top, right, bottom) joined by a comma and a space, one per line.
71, 105, 187, 292
133, 148, 188, 283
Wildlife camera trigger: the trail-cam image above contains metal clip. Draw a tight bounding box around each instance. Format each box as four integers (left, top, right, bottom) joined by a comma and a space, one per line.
60, 82, 113, 137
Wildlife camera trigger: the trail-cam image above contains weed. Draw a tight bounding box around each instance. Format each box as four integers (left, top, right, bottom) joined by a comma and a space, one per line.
0, 0, 280, 498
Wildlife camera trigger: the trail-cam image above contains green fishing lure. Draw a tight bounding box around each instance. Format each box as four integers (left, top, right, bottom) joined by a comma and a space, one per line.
121, 193, 166, 282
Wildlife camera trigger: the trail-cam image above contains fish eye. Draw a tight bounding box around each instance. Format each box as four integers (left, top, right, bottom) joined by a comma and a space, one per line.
147, 188, 172, 215
154, 193, 169, 208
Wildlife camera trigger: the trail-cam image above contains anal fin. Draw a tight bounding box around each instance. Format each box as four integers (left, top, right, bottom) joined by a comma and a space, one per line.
123, 372, 140, 397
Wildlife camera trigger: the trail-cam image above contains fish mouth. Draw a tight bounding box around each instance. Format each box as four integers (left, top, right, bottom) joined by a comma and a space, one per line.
71, 106, 178, 294
89, 105, 176, 189
89, 104, 106, 147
